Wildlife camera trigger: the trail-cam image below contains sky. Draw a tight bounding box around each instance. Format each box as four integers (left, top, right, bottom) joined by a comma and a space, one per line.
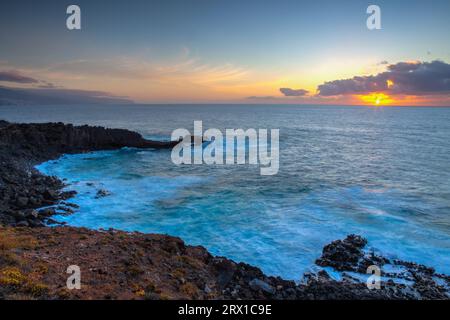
1, 0, 450, 106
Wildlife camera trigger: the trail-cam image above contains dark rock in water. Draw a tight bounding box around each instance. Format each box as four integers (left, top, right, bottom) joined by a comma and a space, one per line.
315, 234, 367, 271
60, 190, 77, 200
56, 205, 75, 215
62, 202, 79, 209
95, 189, 111, 199
357, 251, 390, 274
38, 207, 56, 217
309, 235, 449, 300
394, 259, 435, 275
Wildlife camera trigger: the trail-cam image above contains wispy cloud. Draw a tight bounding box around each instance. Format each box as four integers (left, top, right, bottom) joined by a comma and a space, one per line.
43, 56, 249, 86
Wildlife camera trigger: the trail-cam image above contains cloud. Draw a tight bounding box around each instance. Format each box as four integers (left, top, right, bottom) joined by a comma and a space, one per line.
46, 57, 249, 85
36, 81, 59, 89
0, 49, 252, 102
317, 75, 388, 96
0, 70, 39, 83
246, 95, 277, 100
317, 60, 450, 96
0, 70, 58, 88
279, 87, 309, 96
0, 86, 133, 105
0, 68, 132, 105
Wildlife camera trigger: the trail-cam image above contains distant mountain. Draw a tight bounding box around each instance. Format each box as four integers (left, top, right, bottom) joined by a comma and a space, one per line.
0, 86, 133, 105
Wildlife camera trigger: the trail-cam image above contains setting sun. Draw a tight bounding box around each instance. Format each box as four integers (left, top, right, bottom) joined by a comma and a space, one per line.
359, 93, 393, 106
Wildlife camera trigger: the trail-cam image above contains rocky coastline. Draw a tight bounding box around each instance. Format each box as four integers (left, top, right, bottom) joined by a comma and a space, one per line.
0, 120, 178, 227
0, 120, 448, 300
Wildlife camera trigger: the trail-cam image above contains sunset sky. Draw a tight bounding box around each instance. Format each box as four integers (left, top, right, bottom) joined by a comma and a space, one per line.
1, 0, 450, 106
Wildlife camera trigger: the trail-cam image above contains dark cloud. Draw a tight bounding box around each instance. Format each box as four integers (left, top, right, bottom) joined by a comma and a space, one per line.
317, 75, 388, 96
279, 87, 309, 96
0, 69, 132, 105
0, 70, 38, 83
317, 60, 450, 96
386, 62, 421, 72
0, 86, 134, 105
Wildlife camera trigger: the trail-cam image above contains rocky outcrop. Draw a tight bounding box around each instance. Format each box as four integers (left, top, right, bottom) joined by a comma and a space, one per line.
315, 234, 368, 271
0, 228, 447, 300
0, 120, 177, 162
0, 120, 177, 226
219, 234, 449, 300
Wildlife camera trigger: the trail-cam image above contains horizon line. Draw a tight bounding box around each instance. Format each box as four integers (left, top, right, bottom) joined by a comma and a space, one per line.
125, 103, 450, 108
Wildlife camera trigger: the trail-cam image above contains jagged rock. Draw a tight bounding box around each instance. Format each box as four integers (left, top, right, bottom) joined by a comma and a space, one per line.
15, 196, 29, 208
62, 202, 79, 209
38, 207, 56, 217
249, 278, 275, 294
95, 189, 111, 199
315, 234, 367, 271
212, 258, 237, 287
25, 209, 39, 219
12, 210, 26, 220
43, 189, 58, 200
60, 190, 77, 200
57, 206, 75, 215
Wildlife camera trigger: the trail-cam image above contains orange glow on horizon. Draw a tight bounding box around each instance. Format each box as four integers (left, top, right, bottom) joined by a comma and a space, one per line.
358, 93, 393, 106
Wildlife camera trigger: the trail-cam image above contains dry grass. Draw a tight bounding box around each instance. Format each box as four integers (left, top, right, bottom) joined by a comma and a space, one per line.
0, 227, 38, 252
0, 227, 49, 298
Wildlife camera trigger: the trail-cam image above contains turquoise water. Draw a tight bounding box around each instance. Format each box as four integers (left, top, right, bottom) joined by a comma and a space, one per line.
2, 104, 450, 279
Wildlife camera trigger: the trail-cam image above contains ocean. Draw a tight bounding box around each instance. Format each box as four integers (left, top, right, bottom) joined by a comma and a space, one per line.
1, 104, 449, 279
